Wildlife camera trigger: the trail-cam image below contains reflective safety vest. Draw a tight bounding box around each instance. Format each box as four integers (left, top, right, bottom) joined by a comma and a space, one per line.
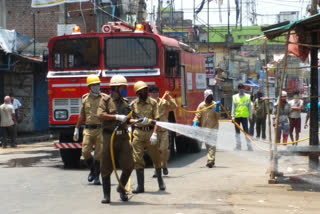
233, 93, 250, 118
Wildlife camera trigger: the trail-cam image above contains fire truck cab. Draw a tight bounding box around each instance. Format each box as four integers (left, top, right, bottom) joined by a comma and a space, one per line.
47, 22, 207, 167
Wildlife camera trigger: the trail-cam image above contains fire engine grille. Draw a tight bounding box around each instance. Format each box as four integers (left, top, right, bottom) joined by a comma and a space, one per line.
52, 98, 81, 121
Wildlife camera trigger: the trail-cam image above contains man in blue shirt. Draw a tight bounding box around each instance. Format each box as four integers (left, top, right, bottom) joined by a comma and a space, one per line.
304, 101, 320, 129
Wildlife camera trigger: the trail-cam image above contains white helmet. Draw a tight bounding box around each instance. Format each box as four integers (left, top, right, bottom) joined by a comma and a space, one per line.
281, 91, 287, 97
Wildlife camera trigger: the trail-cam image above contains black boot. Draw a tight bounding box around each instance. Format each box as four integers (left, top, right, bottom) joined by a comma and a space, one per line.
116, 173, 130, 201
156, 168, 166, 191
86, 158, 95, 182
101, 176, 111, 204
132, 169, 144, 194
152, 169, 157, 178
93, 160, 101, 185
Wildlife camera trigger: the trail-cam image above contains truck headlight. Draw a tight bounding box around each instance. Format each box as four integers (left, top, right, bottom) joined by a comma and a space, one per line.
54, 109, 68, 120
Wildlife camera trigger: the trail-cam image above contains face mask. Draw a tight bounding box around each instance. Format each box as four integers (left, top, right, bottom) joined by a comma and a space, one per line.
120, 88, 128, 97
293, 95, 299, 101
90, 85, 100, 96
150, 92, 159, 100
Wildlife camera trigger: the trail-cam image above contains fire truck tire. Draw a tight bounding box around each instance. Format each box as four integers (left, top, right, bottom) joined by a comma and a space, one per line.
60, 149, 81, 168
175, 136, 187, 153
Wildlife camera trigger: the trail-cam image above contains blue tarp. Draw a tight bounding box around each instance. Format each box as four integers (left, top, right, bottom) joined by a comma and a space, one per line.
246, 80, 259, 87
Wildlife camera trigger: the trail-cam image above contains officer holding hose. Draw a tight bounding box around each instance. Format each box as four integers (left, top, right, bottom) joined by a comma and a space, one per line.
97, 75, 134, 204
130, 81, 166, 193
193, 89, 221, 168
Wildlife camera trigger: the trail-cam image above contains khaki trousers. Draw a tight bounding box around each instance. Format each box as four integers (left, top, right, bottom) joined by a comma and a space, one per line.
158, 131, 169, 168
132, 129, 161, 169
100, 131, 134, 177
81, 128, 102, 160
205, 132, 217, 164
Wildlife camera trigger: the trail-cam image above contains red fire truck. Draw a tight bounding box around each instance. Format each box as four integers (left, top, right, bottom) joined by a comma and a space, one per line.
47, 22, 207, 167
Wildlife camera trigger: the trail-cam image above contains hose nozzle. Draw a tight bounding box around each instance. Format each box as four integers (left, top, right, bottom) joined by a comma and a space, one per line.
148, 119, 156, 126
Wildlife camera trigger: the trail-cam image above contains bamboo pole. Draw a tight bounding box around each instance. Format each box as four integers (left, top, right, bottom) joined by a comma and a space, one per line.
264, 39, 273, 159
270, 31, 291, 181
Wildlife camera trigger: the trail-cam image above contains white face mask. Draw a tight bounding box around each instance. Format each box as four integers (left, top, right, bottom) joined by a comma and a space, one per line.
150, 92, 159, 100
293, 95, 299, 101
90, 85, 100, 96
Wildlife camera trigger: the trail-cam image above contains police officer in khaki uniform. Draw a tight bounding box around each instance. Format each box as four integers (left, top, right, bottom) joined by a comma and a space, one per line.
130, 81, 166, 193
149, 85, 177, 177
74, 75, 106, 185
97, 75, 134, 204
193, 89, 221, 168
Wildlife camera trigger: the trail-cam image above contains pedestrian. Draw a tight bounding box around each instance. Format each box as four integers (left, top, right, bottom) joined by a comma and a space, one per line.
130, 81, 166, 194
149, 85, 178, 177
0, 96, 17, 148
193, 89, 221, 168
254, 92, 267, 140
249, 94, 256, 136
97, 75, 134, 203
273, 91, 290, 144
9, 93, 22, 122
304, 101, 320, 129
231, 83, 253, 151
288, 90, 303, 145
73, 75, 106, 185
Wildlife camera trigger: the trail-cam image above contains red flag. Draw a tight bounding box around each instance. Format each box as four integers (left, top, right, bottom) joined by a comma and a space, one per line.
288, 34, 309, 63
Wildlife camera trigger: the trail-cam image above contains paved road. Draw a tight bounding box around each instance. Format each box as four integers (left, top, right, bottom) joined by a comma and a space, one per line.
1, 115, 320, 214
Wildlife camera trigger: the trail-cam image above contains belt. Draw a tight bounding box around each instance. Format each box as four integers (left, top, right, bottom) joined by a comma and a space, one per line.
135, 126, 154, 131
85, 124, 102, 129
104, 129, 128, 135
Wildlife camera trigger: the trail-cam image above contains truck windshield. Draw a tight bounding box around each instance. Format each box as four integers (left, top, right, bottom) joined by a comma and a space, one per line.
52, 38, 99, 70
104, 37, 157, 68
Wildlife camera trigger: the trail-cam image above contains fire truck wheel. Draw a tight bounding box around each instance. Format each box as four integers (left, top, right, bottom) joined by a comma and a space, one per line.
60, 149, 81, 168
175, 136, 187, 154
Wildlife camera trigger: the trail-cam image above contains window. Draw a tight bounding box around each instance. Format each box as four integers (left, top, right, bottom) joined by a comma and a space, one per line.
52, 38, 100, 70
104, 37, 158, 68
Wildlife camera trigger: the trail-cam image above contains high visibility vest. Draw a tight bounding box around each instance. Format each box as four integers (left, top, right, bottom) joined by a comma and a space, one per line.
233, 93, 250, 118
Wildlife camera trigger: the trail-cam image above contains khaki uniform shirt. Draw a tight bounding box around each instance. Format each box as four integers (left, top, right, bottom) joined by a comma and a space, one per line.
157, 96, 178, 132
193, 101, 220, 129
97, 96, 130, 131
79, 93, 107, 125
130, 97, 159, 127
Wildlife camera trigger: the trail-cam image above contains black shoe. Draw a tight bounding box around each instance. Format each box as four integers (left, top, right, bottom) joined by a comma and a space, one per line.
163, 168, 169, 175
116, 173, 130, 201
93, 160, 101, 185
86, 158, 94, 182
132, 169, 144, 194
206, 162, 215, 168
152, 170, 157, 178
156, 168, 166, 191
2, 144, 7, 149
101, 176, 111, 204
10, 144, 17, 148
93, 176, 101, 185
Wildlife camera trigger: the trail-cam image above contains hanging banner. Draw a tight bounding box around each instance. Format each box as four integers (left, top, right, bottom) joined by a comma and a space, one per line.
31, 0, 90, 8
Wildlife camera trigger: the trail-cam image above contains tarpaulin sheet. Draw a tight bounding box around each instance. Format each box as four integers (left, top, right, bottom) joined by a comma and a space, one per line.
0, 30, 33, 53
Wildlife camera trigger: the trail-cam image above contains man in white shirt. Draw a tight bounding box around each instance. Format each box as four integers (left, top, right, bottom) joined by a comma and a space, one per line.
9, 93, 22, 121
0, 96, 17, 148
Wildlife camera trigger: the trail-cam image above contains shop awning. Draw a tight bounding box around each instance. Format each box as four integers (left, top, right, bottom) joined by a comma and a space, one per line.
262, 14, 320, 41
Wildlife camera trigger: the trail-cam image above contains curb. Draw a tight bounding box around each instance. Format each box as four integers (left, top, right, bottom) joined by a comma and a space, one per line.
0, 135, 58, 145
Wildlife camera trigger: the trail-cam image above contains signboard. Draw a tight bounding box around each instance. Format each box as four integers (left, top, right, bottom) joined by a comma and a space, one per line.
196, 73, 207, 90
201, 52, 215, 78
32, 0, 90, 8
57, 24, 76, 36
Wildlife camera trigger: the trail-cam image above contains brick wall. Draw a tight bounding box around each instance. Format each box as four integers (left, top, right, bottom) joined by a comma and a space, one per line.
6, 0, 97, 42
